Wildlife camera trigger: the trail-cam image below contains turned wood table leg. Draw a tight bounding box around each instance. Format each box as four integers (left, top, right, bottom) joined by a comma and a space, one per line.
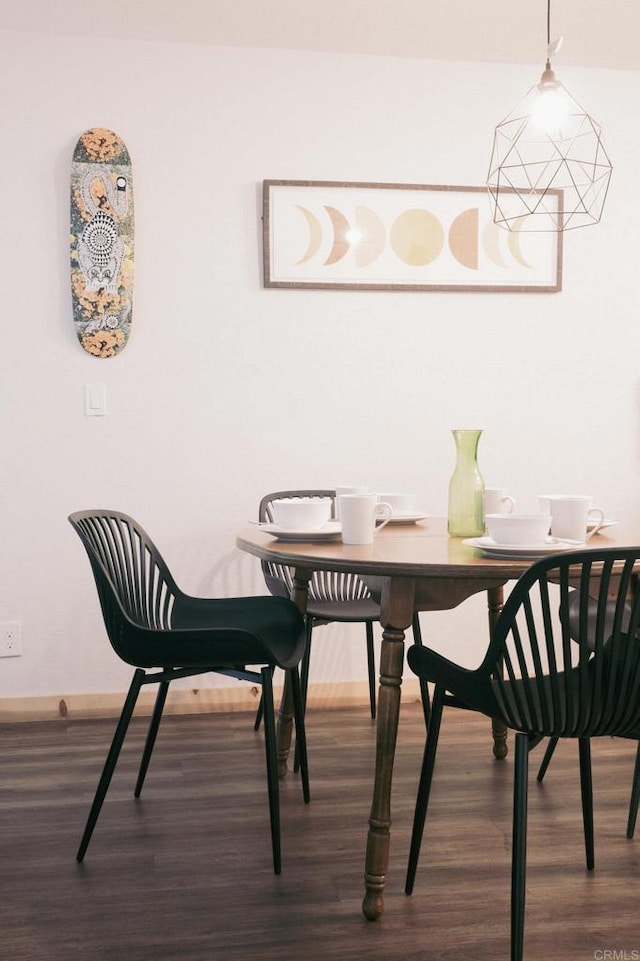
492, 717, 508, 760
487, 585, 508, 760
276, 567, 312, 778
362, 577, 414, 921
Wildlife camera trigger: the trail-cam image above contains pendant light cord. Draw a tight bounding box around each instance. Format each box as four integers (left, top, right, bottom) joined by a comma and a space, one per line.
545, 0, 552, 69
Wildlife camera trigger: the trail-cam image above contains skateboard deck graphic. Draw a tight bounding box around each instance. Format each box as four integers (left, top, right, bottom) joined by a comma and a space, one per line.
70, 128, 134, 357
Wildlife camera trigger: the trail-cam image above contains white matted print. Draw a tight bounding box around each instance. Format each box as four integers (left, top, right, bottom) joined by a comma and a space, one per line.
263, 180, 562, 292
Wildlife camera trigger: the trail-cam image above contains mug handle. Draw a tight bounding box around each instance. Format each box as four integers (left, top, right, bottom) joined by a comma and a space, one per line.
585, 507, 605, 539
501, 495, 516, 514
375, 502, 393, 532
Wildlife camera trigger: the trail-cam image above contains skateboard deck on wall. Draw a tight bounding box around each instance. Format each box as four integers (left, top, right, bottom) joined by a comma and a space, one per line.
70, 128, 134, 358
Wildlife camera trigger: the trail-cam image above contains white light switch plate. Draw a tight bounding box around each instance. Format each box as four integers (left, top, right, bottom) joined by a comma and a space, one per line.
85, 383, 106, 416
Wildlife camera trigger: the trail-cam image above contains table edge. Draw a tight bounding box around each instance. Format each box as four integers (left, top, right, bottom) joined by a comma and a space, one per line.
236, 529, 532, 580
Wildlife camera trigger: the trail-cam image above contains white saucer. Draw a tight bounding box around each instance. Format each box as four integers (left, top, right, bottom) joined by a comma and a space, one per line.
258, 521, 342, 542
463, 536, 579, 558
387, 512, 429, 525
587, 518, 619, 533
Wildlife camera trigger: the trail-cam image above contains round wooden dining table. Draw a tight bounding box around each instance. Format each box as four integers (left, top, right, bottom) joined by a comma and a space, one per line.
236, 516, 634, 922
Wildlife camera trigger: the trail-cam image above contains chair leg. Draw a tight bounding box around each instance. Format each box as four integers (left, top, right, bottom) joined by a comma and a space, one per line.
536, 737, 559, 782
134, 680, 169, 798
365, 621, 376, 720
77, 669, 145, 862
627, 741, 640, 839
405, 684, 445, 895
293, 617, 314, 773
253, 665, 275, 732
289, 667, 310, 803
411, 614, 431, 727
300, 616, 314, 710
261, 666, 282, 875
511, 733, 530, 961
578, 737, 594, 870
253, 695, 264, 731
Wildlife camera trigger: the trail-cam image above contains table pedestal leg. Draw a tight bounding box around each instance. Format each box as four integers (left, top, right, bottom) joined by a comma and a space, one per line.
488, 585, 508, 760
362, 578, 414, 921
277, 568, 312, 778
492, 717, 508, 760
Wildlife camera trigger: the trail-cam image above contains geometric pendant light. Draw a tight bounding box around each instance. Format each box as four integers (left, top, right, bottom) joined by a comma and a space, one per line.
487, 0, 612, 231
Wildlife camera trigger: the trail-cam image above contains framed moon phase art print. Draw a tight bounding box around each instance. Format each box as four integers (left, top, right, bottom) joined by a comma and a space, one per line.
262, 180, 562, 292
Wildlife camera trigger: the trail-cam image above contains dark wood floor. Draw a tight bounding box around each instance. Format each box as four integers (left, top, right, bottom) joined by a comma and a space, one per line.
1, 699, 638, 961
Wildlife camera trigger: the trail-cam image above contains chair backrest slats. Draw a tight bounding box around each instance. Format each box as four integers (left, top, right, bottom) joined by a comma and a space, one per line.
259, 490, 375, 606
69, 511, 178, 641
485, 548, 640, 739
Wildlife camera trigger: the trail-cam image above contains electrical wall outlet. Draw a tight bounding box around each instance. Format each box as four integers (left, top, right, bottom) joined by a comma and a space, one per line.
0, 622, 22, 657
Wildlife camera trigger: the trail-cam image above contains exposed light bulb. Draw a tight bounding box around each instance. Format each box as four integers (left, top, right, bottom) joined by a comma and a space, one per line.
530, 65, 569, 134
346, 228, 362, 246
531, 87, 568, 132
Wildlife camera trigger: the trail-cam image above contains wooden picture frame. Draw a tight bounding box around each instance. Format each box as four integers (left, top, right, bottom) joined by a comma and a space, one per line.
263, 179, 563, 292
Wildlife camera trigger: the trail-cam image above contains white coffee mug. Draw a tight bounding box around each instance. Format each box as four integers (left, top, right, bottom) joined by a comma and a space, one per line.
539, 494, 604, 542
340, 494, 392, 545
377, 492, 417, 516
539, 493, 595, 514
484, 488, 516, 516
335, 486, 369, 519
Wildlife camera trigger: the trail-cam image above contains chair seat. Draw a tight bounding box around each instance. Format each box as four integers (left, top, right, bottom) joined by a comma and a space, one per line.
105, 594, 305, 671
307, 597, 381, 623
171, 595, 307, 669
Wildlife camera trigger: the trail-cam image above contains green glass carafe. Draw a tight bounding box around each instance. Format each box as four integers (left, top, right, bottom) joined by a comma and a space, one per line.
447, 429, 485, 537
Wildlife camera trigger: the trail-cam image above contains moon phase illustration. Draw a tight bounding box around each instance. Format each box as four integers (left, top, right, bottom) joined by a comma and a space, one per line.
291, 203, 534, 272
389, 209, 444, 266
449, 208, 479, 269
323, 206, 351, 264
507, 216, 533, 269
482, 218, 508, 268
354, 205, 386, 267
294, 206, 322, 264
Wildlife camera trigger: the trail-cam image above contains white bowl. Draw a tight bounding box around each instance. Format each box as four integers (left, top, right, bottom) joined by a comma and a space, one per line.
270, 497, 332, 530
485, 513, 551, 546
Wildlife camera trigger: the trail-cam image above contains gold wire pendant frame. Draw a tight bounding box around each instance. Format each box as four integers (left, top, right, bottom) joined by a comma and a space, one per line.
487, 80, 613, 232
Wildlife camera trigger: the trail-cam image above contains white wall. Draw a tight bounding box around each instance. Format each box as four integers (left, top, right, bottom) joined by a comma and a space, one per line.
2, 28, 639, 706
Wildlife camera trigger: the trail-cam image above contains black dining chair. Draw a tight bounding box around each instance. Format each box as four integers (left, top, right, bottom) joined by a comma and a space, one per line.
404, 547, 640, 961
535, 589, 640, 838
69, 509, 309, 874
256, 489, 428, 729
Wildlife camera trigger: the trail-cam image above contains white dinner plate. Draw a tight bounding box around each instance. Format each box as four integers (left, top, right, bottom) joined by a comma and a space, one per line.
258, 521, 342, 542
587, 518, 619, 533
387, 512, 430, 525
463, 536, 580, 559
